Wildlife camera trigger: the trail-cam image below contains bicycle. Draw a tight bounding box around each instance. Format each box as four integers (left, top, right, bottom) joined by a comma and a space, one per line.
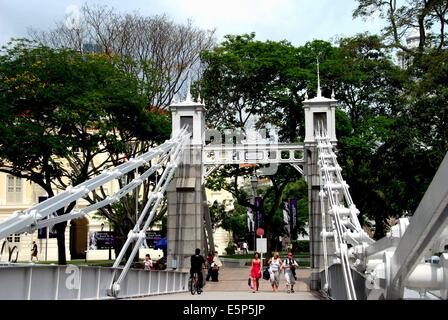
0, 240, 18, 263
189, 271, 202, 295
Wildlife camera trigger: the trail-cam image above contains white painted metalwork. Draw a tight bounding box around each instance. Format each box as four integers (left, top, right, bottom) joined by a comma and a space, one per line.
315, 119, 448, 300
203, 143, 304, 166
108, 130, 190, 296
0, 128, 190, 241
315, 122, 374, 300
362, 151, 448, 300
289, 163, 304, 176
0, 264, 188, 300
0, 127, 191, 298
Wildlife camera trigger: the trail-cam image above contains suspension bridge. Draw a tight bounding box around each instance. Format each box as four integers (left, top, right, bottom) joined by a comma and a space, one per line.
0, 77, 447, 300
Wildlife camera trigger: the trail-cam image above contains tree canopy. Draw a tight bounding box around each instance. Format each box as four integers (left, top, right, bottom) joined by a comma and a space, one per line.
199, 27, 447, 244
0, 40, 170, 263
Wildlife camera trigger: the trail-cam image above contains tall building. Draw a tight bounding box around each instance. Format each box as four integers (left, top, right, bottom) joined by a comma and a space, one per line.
398, 28, 421, 69
205, 188, 233, 255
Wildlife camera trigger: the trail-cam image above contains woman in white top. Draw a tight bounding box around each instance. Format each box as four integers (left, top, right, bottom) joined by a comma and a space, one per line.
268, 252, 283, 292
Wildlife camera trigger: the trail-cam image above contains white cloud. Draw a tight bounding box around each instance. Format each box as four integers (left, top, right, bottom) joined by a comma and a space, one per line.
0, 0, 384, 46
145, 0, 383, 44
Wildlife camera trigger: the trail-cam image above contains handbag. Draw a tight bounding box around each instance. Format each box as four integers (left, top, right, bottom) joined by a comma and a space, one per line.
211, 261, 220, 271
248, 277, 253, 289
262, 267, 270, 280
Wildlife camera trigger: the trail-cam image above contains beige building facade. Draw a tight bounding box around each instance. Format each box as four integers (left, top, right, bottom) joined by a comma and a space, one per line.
0, 171, 118, 262
206, 188, 234, 255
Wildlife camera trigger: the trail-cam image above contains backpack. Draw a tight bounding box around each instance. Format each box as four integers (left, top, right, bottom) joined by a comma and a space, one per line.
285, 258, 297, 267
285, 258, 297, 279
262, 267, 270, 280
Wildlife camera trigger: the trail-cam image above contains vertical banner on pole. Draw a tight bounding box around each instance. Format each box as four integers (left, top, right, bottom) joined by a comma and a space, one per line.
289, 199, 297, 239
282, 199, 290, 237
247, 198, 255, 233
254, 197, 263, 229
247, 206, 254, 233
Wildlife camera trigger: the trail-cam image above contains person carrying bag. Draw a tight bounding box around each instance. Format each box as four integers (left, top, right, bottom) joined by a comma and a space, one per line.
283, 252, 299, 293
268, 252, 282, 292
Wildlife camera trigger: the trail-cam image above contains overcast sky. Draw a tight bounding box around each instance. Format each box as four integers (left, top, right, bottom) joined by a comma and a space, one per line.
0, 0, 383, 47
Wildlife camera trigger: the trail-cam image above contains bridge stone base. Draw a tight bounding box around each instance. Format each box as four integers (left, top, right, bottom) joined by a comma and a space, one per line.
306, 145, 336, 291
167, 148, 206, 272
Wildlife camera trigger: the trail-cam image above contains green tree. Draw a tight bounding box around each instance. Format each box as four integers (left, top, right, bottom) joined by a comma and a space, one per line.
0, 40, 169, 263
281, 179, 309, 238
221, 203, 248, 242
327, 34, 407, 238
354, 0, 448, 54
352, 1, 448, 235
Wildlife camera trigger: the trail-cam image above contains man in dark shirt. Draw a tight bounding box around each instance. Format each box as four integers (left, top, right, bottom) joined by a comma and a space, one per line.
190, 248, 206, 289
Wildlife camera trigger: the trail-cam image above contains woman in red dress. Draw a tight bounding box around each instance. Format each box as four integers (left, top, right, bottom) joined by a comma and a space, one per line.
250, 252, 262, 293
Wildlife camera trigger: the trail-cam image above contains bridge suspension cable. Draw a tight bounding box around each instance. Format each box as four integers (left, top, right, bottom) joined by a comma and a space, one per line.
315, 121, 373, 300
0, 128, 190, 242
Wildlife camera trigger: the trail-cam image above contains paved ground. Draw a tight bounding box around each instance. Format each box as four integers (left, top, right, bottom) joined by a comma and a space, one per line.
133, 267, 323, 300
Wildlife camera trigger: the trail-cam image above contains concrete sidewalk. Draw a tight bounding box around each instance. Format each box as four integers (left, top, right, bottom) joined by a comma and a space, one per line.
133, 267, 323, 300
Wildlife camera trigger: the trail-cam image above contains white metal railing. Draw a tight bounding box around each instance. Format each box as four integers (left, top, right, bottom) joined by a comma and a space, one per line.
0, 264, 188, 300
203, 143, 304, 165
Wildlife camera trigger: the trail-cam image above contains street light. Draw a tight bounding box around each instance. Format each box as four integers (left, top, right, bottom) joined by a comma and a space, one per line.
250, 175, 258, 252
108, 222, 112, 261
250, 175, 258, 194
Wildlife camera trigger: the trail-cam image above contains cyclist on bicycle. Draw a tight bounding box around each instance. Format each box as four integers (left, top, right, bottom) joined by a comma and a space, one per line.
190, 248, 206, 290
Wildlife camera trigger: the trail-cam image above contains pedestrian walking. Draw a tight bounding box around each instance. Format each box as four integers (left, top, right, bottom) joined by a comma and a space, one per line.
250, 252, 262, 293
206, 251, 214, 281
144, 254, 153, 271
242, 241, 248, 254
283, 252, 299, 293
30, 241, 38, 262
210, 251, 222, 281
268, 252, 282, 292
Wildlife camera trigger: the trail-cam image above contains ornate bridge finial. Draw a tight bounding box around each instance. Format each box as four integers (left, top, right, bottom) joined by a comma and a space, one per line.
316, 57, 322, 98
186, 71, 192, 102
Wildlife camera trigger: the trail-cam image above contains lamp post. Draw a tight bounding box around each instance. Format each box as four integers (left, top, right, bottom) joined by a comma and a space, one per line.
250, 175, 258, 252
250, 175, 258, 196
108, 223, 112, 261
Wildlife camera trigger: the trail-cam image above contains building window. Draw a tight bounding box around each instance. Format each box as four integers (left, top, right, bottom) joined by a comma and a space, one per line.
180, 116, 193, 137
6, 175, 23, 203
7, 234, 20, 243
313, 112, 327, 135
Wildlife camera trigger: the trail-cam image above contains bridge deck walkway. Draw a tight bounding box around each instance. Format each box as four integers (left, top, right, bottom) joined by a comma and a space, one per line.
132, 267, 323, 300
